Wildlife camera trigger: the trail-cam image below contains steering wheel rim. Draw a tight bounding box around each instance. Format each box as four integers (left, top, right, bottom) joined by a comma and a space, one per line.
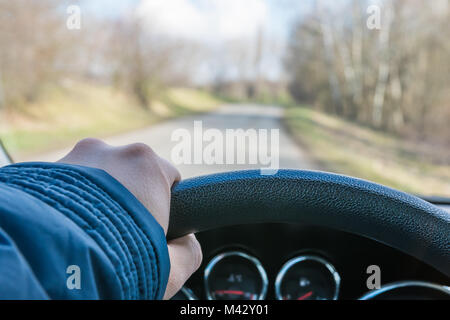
168, 170, 450, 277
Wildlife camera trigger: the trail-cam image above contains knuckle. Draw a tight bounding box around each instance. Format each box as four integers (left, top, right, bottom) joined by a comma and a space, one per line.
161, 158, 182, 182
170, 164, 182, 182
74, 138, 104, 150
122, 143, 156, 158
73, 138, 105, 151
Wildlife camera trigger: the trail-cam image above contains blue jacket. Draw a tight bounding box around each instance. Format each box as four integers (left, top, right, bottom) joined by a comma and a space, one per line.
0, 162, 170, 300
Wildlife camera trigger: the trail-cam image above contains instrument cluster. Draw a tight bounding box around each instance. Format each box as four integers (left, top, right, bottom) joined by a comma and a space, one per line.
172, 250, 450, 300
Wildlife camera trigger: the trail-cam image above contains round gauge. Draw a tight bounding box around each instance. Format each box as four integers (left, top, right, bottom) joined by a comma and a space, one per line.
171, 287, 197, 300
275, 255, 340, 300
204, 251, 268, 300
359, 281, 450, 300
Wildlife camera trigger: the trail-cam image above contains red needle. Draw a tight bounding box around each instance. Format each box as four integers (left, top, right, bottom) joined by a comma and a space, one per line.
215, 290, 245, 296
297, 291, 313, 300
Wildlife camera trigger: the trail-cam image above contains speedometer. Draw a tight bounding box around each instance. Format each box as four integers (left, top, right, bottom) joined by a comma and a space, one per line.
204, 251, 268, 300
275, 255, 341, 300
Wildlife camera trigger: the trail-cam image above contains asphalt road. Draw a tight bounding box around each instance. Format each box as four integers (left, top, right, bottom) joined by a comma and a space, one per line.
31, 104, 316, 178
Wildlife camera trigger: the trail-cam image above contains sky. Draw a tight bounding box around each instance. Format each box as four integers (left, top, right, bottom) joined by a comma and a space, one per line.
80, 0, 316, 82
81, 0, 140, 18
81, 0, 314, 42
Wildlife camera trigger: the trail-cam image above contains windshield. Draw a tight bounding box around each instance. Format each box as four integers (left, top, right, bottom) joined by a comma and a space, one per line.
0, 0, 449, 197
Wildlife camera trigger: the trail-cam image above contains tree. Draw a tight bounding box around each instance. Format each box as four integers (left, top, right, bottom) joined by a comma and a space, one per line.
286, 0, 450, 141
0, 0, 74, 107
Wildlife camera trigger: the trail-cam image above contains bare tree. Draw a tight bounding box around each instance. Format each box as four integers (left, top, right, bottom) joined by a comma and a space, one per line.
0, 0, 73, 107
317, 0, 343, 114
372, 2, 394, 128
286, 0, 449, 141
107, 15, 199, 110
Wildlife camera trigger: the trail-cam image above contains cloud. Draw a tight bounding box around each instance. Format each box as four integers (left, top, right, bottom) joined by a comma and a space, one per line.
137, 0, 268, 41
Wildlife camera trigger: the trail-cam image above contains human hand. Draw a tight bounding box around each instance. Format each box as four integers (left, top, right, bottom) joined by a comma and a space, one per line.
58, 138, 202, 299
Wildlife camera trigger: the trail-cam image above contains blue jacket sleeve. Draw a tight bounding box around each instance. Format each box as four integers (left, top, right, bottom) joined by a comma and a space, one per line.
0, 162, 170, 300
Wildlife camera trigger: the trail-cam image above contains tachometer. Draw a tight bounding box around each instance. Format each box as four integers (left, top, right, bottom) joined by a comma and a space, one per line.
275, 255, 340, 300
204, 251, 268, 300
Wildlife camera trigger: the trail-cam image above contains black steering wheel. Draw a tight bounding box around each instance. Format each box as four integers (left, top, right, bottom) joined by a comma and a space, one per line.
168, 170, 449, 277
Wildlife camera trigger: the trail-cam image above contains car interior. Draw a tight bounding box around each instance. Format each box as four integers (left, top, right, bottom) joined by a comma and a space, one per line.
1, 1, 449, 302
2, 143, 449, 301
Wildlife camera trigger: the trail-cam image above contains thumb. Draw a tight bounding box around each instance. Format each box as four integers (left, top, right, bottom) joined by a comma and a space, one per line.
163, 234, 203, 300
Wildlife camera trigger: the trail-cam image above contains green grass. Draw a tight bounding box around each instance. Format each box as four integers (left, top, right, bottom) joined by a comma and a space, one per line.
285, 106, 450, 197
1, 83, 223, 160
161, 88, 223, 116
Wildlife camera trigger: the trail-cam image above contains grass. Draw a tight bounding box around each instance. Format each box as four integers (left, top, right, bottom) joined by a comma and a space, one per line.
162, 88, 223, 116
0, 82, 222, 160
285, 106, 450, 197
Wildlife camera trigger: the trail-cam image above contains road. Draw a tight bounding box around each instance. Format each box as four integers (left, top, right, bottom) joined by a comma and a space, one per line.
30, 104, 316, 178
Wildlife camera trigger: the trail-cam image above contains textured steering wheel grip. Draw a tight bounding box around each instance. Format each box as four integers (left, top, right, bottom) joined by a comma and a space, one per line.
168, 170, 450, 277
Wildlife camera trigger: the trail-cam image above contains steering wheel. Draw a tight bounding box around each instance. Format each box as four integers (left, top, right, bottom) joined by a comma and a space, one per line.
168, 170, 450, 277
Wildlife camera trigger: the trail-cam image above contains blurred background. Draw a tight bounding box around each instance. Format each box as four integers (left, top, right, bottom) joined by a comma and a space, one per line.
0, 0, 448, 196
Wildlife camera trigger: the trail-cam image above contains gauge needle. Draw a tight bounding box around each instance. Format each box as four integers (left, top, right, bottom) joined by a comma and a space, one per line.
215, 290, 245, 296
297, 291, 313, 300
214, 290, 258, 300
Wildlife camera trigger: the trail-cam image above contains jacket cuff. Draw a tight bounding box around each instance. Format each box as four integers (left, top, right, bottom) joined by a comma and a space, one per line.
3, 162, 170, 300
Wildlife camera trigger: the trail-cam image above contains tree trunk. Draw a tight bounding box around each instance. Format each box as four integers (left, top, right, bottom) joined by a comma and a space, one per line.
318, 0, 343, 114
372, 4, 393, 127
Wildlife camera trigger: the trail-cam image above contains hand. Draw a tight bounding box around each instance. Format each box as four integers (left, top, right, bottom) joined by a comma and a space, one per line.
58, 138, 202, 299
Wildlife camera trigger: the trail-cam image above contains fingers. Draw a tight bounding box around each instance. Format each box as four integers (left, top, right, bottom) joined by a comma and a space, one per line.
163, 234, 203, 300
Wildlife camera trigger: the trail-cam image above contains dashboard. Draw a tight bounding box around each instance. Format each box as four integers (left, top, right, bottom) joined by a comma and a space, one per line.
173, 223, 450, 300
